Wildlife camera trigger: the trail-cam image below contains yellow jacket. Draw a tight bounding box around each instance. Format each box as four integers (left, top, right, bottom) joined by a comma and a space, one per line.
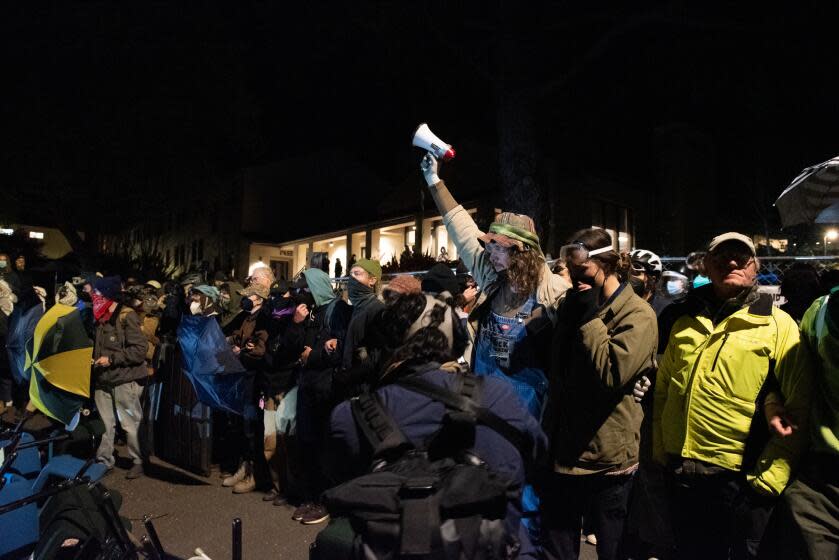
653, 287, 814, 496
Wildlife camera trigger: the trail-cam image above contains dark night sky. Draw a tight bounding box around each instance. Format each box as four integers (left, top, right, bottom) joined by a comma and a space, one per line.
3, 2, 839, 244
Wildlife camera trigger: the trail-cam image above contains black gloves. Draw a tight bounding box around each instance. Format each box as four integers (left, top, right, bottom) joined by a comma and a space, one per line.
563, 288, 601, 327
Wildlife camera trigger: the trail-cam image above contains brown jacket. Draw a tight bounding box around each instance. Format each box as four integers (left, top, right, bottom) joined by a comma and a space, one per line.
229, 310, 269, 371
139, 313, 160, 362
93, 306, 149, 389
550, 284, 658, 474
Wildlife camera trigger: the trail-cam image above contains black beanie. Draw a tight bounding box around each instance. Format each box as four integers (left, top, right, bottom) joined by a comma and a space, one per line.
421, 263, 460, 295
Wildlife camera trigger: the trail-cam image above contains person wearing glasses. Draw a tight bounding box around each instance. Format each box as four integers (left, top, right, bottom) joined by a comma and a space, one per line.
652, 232, 814, 560
544, 228, 658, 560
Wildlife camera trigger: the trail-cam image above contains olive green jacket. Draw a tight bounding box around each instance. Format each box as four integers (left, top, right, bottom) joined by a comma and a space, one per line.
551, 284, 658, 474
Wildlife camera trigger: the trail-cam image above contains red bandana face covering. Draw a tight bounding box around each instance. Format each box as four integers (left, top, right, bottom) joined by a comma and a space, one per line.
92, 294, 115, 323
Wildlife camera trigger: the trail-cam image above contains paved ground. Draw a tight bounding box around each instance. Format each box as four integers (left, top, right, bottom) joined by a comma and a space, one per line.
106, 453, 320, 560
106, 449, 597, 559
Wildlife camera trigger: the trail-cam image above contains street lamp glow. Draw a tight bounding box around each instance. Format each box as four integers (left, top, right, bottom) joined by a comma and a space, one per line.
823, 229, 838, 256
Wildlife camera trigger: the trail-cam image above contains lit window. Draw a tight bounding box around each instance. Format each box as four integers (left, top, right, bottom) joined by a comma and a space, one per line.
29, 231, 44, 239
0, 228, 12, 236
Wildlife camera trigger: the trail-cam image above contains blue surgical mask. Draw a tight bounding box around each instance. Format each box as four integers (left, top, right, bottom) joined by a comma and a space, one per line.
666, 280, 684, 297
0, 261, 6, 269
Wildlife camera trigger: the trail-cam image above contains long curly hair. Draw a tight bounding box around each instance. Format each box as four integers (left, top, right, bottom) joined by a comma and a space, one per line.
505, 248, 544, 297
380, 292, 467, 371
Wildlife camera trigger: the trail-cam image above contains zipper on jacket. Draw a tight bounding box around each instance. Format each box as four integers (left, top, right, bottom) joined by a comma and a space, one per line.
681, 327, 714, 455
710, 333, 730, 372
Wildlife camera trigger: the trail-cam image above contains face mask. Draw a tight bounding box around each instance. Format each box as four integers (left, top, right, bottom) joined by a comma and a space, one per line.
348, 277, 374, 306
666, 280, 684, 297
240, 298, 255, 313
629, 276, 646, 297
571, 267, 601, 289
0, 262, 6, 269
189, 301, 203, 315
92, 294, 114, 322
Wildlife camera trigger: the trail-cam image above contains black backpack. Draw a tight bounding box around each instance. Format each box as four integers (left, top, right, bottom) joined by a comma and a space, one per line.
316, 372, 531, 560
33, 481, 135, 560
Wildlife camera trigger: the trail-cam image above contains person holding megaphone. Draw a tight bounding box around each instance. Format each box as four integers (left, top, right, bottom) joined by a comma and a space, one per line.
419, 150, 570, 419
420, 145, 571, 549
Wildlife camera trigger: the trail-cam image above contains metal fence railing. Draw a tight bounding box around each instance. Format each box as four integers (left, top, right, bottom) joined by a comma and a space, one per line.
661, 256, 839, 286
324, 256, 839, 291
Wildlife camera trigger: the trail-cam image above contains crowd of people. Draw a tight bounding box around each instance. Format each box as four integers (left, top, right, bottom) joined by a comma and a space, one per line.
1, 152, 838, 560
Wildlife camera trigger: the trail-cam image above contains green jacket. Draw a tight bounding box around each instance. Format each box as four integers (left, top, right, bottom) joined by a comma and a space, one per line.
800, 288, 839, 457
653, 288, 814, 496
551, 284, 658, 474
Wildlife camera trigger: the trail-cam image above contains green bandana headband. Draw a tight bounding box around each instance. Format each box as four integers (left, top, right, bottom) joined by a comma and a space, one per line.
488, 222, 543, 255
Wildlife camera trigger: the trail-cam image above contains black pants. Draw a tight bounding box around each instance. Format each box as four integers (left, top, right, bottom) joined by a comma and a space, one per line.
0, 364, 12, 404
541, 472, 634, 560
296, 380, 331, 503
761, 454, 839, 560
667, 465, 774, 560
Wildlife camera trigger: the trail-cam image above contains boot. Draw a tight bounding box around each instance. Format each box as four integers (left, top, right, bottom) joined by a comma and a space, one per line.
222, 461, 248, 487
232, 462, 255, 494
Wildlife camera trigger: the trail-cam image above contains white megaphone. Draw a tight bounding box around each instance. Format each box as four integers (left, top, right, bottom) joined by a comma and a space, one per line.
412, 123, 455, 161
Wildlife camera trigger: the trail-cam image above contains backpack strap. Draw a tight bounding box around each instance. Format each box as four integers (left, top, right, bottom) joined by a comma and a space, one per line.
350, 391, 413, 468
395, 373, 532, 462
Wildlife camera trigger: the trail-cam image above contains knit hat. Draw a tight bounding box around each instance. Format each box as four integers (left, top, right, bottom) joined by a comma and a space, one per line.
422, 263, 459, 295
478, 212, 542, 254
385, 275, 422, 295
93, 276, 122, 300
192, 284, 221, 302
351, 259, 382, 280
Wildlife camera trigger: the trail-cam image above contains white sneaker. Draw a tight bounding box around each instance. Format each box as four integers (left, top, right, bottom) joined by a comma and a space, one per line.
585, 534, 597, 546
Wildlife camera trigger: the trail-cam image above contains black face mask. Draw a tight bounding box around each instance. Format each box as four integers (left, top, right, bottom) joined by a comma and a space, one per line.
78, 291, 92, 303
348, 277, 374, 306
293, 290, 315, 310
270, 295, 293, 311
629, 275, 646, 297
240, 298, 254, 313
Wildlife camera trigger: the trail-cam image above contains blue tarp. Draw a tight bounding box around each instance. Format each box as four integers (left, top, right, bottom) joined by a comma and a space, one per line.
177, 314, 248, 415
6, 304, 44, 385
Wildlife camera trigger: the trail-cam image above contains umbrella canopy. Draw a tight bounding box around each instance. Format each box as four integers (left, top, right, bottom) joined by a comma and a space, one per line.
776, 156, 839, 227
177, 314, 248, 415
26, 303, 92, 426
6, 303, 44, 385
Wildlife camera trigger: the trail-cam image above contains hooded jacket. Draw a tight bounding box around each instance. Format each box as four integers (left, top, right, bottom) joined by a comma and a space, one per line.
653, 284, 815, 496
93, 306, 149, 389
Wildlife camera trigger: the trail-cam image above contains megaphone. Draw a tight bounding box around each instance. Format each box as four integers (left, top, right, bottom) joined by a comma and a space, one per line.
412, 123, 455, 161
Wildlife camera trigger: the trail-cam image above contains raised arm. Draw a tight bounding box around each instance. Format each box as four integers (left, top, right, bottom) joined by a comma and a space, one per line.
420, 153, 497, 289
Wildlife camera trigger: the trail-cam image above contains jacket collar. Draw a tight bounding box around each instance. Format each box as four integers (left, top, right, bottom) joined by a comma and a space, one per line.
688, 284, 773, 330
597, 282, 634, 325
